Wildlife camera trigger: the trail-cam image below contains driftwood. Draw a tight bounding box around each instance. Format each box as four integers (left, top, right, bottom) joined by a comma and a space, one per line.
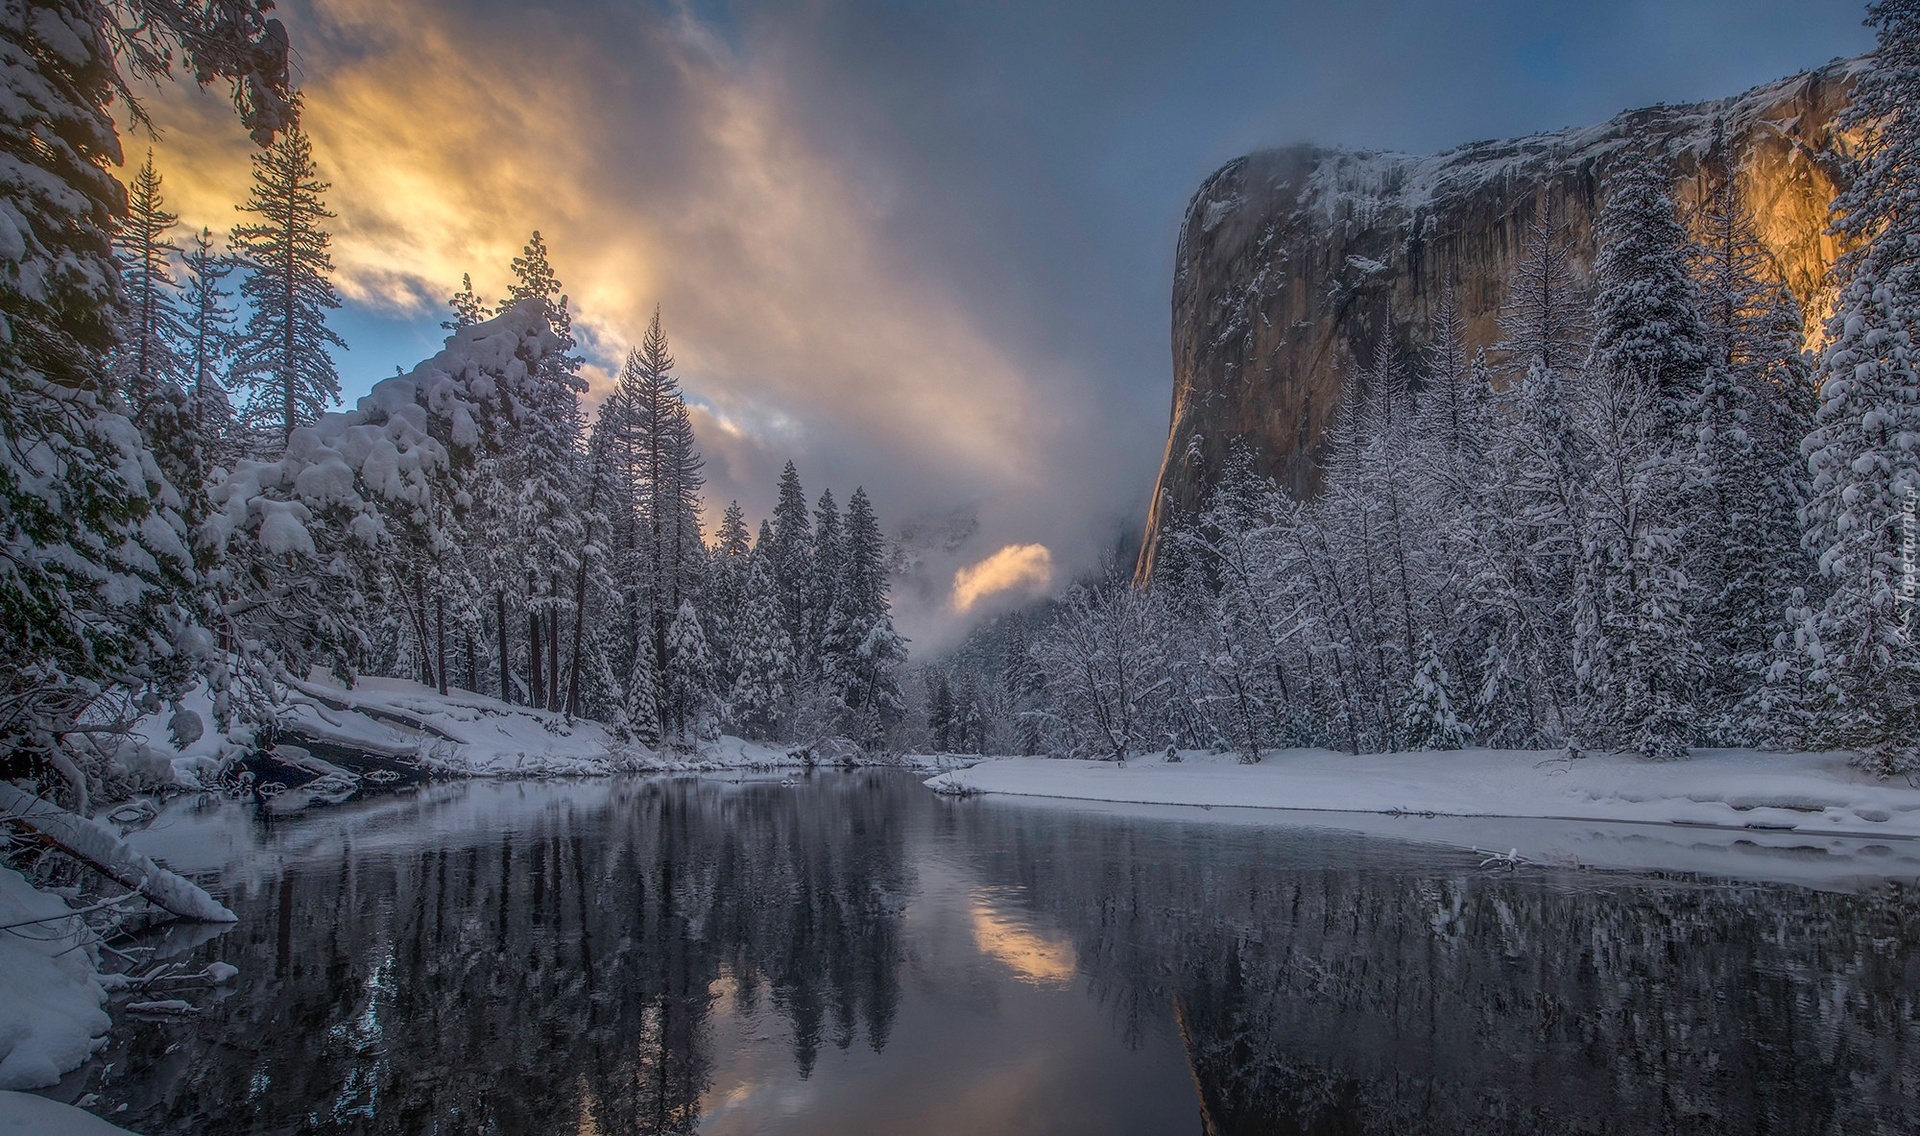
0, 782, 236, 923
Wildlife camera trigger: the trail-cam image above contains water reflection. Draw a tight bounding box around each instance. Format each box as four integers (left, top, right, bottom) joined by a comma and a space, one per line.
952, 804, 1920, 1136
78, 775, 1920, 1135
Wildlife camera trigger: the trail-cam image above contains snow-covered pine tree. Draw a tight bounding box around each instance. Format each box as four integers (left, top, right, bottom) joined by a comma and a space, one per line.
230, 125, 344, 446
707, 500, 752, 695
1571, 361, 1699, 760
821, 488, 906, 747
1588, 146, 1713, 433
1500, 191, 1590, 380
1480, 193, 1594, 743
665, 599, 713, 742
181, 228, 238, 459
114, 151, 188, 395
727, 551, 794, 740
444, 273, 489, 331
0, 0, 291, 795
619, 637, 664, 748
1798, 0, 1920, 774
1688, 120, 1819, 739
770, 462, 815, 664
1400, 634, 1470, 750
496, 232, 588, 711
808, 488, 845, 676
609, 309, 706, 701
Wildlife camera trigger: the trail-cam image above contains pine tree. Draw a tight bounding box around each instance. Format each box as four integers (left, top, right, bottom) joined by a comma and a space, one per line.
1400, 634, 1470, 751
496, 231, 587, 712
822, 488, 906, 746
708, 501, 752, 694
1798, 0, 1920, 774
620, 638, 664, 748
181, 228, 238, 457
0, 0, 291, 794
808, 488, 844, 672
665, 599, 713, 742
114, 151, 187, 394
727, 554, 794, 739
770, 462, 814, 659
1499, 191, 1589, 381
1588, 146, 1712, 431
1688, 121, 1818, 739
231, 125, 344, 445
443, 273, 489, 330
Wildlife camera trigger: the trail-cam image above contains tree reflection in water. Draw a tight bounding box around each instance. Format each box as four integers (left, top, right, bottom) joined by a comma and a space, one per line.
953, 803, 1920, 1136
92, 774, 912, 1134
81, 775, 1920, 1136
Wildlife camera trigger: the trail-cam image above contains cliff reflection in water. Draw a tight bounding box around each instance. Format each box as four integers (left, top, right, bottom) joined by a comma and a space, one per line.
953, 803, 1920, 1136
88, 775, 1920, 1135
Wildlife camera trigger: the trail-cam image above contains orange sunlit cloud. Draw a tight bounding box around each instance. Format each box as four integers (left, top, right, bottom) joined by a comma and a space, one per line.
143, 0, 1041, 482
952, 544, 1054, 612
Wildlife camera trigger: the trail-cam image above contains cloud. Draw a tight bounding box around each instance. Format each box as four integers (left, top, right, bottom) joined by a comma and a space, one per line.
952, 544, 1054, 613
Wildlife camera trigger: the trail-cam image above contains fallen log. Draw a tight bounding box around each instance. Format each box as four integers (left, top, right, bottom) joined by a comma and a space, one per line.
0, 783, 236, 923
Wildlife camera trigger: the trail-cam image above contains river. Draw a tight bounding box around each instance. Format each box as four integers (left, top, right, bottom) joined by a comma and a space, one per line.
69, 771, 1920, 1134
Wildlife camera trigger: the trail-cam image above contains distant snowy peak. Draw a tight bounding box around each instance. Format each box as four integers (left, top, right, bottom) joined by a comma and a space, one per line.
1140, 56, 1861, 580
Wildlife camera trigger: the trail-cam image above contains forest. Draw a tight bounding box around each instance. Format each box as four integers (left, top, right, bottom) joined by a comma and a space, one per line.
938, 9, 1919, 775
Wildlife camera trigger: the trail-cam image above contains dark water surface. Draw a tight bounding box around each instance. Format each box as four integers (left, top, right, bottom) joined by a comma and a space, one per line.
76, 772, 1920, 1134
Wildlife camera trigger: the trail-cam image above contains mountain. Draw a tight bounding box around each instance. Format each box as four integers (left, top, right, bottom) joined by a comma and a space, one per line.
1137, 57, 1861, 579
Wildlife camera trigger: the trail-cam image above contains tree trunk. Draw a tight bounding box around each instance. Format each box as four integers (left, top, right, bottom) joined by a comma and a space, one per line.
497, 590, 512, 704
436, 590, 449, 696
529, 601, 545, 711
565, 548, 590, 718
548, 605, 561, 713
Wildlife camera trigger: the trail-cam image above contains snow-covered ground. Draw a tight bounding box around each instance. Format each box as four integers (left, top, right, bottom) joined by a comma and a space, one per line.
0, 868, 109, 1092
924, 748, 1920, 885
0, 1092, 140, 1135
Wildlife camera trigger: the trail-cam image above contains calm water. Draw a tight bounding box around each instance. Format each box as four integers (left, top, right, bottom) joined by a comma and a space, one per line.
68, 772, 1920, 1134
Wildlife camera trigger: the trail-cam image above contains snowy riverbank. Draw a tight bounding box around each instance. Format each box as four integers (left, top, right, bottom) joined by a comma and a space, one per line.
923, 748, 1920, 883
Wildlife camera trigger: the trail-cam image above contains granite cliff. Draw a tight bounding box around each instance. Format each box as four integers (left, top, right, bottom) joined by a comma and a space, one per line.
1138, 58, 1861, 579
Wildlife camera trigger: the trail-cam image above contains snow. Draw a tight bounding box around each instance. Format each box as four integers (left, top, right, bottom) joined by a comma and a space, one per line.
0, 784, 235, 923
0, 868, 108, 1092
0, 1092, 141, 1136
924, 747, 1920, 883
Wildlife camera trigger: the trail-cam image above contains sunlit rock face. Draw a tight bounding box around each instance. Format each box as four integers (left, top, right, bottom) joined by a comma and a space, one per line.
1138, 57, 1860, 579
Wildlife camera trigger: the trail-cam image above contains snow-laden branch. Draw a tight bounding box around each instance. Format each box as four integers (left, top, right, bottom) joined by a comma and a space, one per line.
0, 783, 236, 923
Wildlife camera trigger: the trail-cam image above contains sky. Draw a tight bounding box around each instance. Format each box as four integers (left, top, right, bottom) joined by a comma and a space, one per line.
139, 0, 1873, 651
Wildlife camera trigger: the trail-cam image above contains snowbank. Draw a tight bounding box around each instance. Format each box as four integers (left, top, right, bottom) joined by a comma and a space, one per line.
0, 1092, 141, 1135
0, 869, 109, 1092
925, 748, 1920, 875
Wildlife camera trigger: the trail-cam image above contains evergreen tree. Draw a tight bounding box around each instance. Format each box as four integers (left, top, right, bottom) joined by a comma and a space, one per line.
1688, 121, 1818, 739
620, 638, 664, 748
1399, 634, 1470, 751
1588, 146, 1712, 431
665, 599, 713, 742
231, 125, 344, 445
0, 0, 291, 794
770, 462, 814, 658
113, 151, 187, 393
727, 554, 794, 740
180, 228, 238, 455
822, 488, 906, 745
496, 231, 587, 711
444, 273, 489, 330
1798, 0, 1920, 774
808, 488, 844, 671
